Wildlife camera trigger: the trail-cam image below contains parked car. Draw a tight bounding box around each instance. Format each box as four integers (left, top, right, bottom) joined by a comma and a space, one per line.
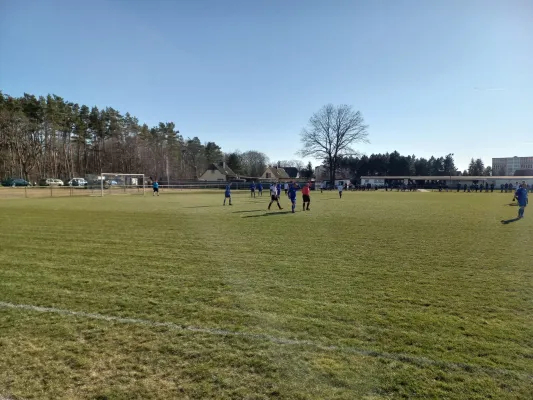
68, 178, 88, 187
39, 178, 64, 186
1, 178, 31, 187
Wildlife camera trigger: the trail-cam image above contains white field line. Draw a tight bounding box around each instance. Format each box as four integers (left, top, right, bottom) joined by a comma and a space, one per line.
0, 301, 527, 379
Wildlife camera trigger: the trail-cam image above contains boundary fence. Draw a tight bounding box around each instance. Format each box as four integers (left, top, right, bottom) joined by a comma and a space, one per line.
0, 184, 270, 199
0, 185, 145, 199
2, 183, 529, 200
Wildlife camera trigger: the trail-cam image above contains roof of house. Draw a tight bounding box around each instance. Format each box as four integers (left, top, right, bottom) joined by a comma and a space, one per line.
204, 163, 237, 177
265, 166, 290, 179
282, 167, 299, 178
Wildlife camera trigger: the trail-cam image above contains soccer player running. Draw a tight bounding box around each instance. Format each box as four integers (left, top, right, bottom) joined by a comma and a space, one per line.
338, 182, 344, 198
152, 180, 159, 196
223, 183, 232, 206
514, 183, 528, 219
288, 182, 300, 213
250, 181, 256, 198
268, 183, 283, 210
302, 182, 311, 211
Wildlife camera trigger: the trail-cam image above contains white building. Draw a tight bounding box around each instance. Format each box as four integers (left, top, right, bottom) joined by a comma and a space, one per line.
314, 166, 327, 181
199, 162, 237, 181
492, 156, 533, 176
362, 177, 386, 186
361, 175, 533, 187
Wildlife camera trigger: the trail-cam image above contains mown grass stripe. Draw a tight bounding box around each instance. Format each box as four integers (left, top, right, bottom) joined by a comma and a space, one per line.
1, 300, 527, 380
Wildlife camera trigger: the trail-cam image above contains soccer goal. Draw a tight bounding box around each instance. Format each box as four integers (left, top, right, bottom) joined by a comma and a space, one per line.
96, 173, 146, 197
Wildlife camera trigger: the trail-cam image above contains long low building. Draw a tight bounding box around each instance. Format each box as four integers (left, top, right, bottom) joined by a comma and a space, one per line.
361, 176, 533, 186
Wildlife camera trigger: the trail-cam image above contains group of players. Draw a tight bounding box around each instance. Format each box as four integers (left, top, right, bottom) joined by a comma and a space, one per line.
152, 177, 528, 219
224, 181, 311, 213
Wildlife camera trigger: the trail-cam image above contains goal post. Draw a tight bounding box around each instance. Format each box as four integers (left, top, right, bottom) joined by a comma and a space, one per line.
98, 173, 146, 197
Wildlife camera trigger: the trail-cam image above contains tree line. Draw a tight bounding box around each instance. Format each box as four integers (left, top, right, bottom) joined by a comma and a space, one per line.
0, 91, 271, 182
331, 153, 492, 179
1, 94, 495, 184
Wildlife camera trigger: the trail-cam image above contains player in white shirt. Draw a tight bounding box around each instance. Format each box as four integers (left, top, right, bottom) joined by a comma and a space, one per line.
268, 184, 283, 210
338, 183, 344, 198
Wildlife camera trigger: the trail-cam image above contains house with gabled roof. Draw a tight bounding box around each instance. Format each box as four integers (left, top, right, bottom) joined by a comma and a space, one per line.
261, 166, 291, 181
199, 162, 237, 181
282, 167, 299, 179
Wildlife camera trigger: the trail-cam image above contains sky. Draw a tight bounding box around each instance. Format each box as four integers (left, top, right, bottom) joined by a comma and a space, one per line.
1, 0, 532, 171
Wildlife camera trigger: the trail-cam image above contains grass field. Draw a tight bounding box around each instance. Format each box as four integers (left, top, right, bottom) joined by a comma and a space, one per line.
0, 190, 532, 399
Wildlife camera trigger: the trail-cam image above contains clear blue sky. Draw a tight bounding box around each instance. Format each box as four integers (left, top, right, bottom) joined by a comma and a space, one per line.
1, 0, 532, 170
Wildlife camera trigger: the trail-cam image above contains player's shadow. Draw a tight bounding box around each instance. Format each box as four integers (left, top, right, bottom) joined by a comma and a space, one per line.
242, 211, 293, 218
232, 209, 263, 213
506, 203, 519, 207
501, 218, 521, 224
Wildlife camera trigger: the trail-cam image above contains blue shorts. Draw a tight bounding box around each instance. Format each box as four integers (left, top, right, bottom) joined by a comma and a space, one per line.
290, 198, 296, 204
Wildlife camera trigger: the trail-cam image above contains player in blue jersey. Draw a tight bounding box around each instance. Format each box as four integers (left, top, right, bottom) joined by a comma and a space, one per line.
513, 183, 528, 219
257, 182, 263, 196
250, 181, 256, 198
276, 182, 282, 198
287, 182, 300, 213
152, 180, 159, 196
223, 183, 232, 206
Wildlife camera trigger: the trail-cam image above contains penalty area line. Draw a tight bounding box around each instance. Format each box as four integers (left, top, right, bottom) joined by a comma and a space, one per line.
0, 300, 526, 379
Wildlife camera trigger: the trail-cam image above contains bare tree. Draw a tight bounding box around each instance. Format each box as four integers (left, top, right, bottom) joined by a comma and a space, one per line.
294, 160, 304, 171
277, 159, 305, 170
276, 160, 295, 167
299, 104, 368, 185
240, 150, 269, 177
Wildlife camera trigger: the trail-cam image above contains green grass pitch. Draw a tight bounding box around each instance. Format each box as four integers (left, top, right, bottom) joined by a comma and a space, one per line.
0, 190, 531, 399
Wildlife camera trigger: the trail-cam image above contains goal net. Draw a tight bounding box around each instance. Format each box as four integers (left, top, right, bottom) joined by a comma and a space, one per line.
88, 173, 146, 197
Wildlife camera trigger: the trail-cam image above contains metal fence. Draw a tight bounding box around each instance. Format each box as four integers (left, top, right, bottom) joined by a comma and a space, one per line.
1, 184, 527, 199
0, 185, 146, 199
0, 183, 267, 199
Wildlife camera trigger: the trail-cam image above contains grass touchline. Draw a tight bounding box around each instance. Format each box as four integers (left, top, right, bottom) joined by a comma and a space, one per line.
1, 300, 526, 380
